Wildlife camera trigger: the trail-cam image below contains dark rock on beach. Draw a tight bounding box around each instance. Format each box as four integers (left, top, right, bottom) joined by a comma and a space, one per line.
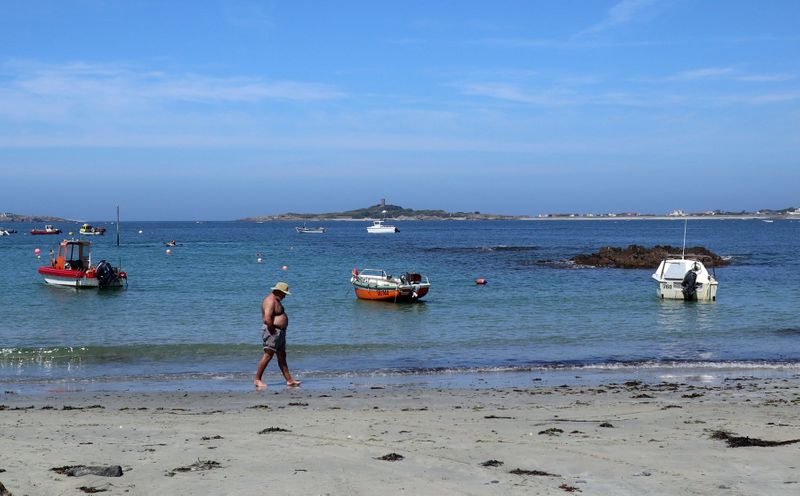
50, 465, 123, 477
0, 480, 12, 496
570, 245, 730, 269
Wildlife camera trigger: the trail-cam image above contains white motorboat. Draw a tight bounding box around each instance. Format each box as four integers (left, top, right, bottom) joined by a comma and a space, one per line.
367, 219, 399, 233
652, 254, 718, 301
366, 209, 399, 233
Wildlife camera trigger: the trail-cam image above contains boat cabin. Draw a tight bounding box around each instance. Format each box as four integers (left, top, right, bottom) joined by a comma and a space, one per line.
653, 254, 715, 282
51, 240, 91, 271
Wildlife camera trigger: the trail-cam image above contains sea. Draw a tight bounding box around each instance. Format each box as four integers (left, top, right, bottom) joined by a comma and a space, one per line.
1, 219, 799, 394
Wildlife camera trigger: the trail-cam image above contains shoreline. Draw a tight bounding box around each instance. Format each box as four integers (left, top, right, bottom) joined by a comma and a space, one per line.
240, 215, 794, 222
4, 363, 799, 396
2, 375, 798, 495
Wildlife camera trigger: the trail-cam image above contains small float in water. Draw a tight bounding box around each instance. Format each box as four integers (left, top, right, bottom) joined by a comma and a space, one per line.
350, 268, 430, 302
38, 239, 127, 288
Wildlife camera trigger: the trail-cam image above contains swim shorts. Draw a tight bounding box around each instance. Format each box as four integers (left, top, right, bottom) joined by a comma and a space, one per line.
262, 325, 286, 353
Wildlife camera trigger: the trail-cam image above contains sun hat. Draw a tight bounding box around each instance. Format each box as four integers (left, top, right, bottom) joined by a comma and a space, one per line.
271, 282, 291, 295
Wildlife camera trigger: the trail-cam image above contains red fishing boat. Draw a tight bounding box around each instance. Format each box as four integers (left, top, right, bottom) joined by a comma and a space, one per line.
38, 239, 127, 288
30, 225, 61, 235
350, 268, 430, 302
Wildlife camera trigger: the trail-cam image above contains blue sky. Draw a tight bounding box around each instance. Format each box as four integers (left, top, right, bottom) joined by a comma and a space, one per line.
1, 0, 798, 220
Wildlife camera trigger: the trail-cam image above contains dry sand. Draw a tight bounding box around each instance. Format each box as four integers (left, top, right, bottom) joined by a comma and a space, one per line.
1, 376, 799, 495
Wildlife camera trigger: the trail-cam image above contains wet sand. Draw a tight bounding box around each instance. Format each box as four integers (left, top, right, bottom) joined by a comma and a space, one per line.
1, 376, 799, 495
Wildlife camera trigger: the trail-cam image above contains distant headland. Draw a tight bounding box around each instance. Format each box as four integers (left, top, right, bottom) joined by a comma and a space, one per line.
0, 212, 71, 223
238, 202, 524, 221
237, 203, 800, 222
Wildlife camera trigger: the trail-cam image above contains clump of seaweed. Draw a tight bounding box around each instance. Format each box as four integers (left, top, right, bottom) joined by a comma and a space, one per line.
376, 453, 404, 461
509, 468, 559, 477
710, 430, 800, 448
166, 459, 221, 477
259, 427, 291, 434
539, 428, 564, 436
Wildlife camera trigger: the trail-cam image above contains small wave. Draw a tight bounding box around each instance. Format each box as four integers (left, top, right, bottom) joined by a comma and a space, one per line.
774, 327, 800, 336
424, 245, 539, 253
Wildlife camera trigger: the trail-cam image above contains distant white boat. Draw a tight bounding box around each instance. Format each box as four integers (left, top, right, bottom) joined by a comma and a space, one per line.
367, 219, 399, 233
367, 210, 399, 233
296, 225, 326, 234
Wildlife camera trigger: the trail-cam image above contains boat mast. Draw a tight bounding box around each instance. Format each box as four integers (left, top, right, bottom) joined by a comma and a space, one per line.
682, 218, 687, 259
116, 205, 120, 247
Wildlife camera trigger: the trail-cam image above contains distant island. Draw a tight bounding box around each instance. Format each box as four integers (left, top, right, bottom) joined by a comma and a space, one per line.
238, 202, 525, 221
0, 212, 71, 223
238, 203, 800, 222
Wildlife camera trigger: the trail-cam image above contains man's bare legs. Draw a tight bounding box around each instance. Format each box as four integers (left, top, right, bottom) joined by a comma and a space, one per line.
254, 350, 274, 389
277, 351, 301, 387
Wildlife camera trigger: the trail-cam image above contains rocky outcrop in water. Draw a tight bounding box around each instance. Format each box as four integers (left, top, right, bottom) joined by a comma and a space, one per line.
570, 245, 730, 269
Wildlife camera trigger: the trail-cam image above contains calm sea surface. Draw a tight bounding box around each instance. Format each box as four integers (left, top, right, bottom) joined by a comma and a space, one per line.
1, 219, 798, 393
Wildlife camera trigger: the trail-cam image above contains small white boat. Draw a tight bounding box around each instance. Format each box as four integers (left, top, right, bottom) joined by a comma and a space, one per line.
295, 225, 326, 234
652, 255, 718, 301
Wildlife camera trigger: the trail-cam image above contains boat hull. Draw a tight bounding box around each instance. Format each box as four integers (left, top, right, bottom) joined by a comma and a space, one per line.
655, 281, 718, 301
38, 267, 125, 288
353, 286, 429, 301
366, 226, 398, 233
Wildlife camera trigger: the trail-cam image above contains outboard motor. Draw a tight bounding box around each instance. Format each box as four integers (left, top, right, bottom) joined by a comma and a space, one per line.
95, 260, 117, 288
681, 268, 698, 301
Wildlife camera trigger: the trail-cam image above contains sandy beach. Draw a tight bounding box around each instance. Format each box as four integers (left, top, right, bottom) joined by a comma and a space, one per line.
1, 376, 799, 495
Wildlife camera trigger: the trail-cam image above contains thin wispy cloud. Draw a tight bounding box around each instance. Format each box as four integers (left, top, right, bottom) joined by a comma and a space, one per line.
575, 0, 660, 38
668, 67, 736, 81
658, 66, 794, 83
1, 61, 344, 107
457, 81, 665, 107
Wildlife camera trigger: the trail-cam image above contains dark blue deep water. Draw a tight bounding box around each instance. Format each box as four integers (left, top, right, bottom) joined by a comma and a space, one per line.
1, 219, 798, 392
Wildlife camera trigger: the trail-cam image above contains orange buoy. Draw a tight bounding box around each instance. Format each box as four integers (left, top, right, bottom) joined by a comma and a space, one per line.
475, 278, 487, 285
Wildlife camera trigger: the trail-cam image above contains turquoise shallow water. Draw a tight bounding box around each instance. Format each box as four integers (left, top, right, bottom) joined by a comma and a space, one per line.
1, 219, 799, 392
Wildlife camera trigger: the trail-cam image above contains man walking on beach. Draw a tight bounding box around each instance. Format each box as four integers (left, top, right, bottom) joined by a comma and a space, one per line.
254, 282, 301, 389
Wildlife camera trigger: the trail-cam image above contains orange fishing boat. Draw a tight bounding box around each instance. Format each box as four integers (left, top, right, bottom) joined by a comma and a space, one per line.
350, 268, 430, 302
38, 239, 127, 288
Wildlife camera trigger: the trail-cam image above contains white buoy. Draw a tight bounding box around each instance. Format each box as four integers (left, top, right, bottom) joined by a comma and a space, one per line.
281, 265, 288, 271
138, 230, 143, 234
166, 249, 171, 255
